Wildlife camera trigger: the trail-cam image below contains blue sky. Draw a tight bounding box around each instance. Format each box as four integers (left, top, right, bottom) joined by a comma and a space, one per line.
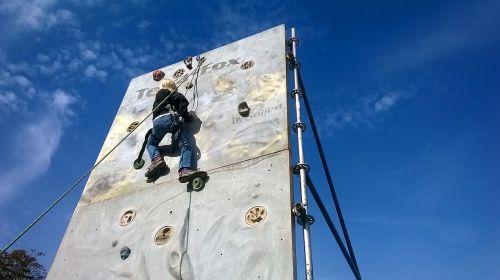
0, 0, 499, 279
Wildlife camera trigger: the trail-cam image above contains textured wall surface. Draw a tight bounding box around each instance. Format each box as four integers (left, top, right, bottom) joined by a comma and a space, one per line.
48, 25, 295, 280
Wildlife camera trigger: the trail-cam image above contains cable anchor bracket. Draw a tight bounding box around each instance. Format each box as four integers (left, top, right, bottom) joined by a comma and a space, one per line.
286, 52, 301, 70
293, 163, 310, 175
292, 122, 307, 133
290, 88, 303, 98
288, 36, 300, 47
292, 203, 315, 226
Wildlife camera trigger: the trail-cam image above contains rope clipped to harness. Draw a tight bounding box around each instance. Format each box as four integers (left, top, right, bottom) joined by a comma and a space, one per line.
133, 128, 152, 169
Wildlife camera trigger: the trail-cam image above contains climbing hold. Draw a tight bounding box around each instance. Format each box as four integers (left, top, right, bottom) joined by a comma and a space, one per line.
133, 159, 145, 169
245, 206, 267, 226
173, 69, 184, 79
119, 210, 136, 226
238, 102, 250, 117
183, 56, 193, 70
192, 177, 203, 191
240, 60, 255, 70
120, 246, 131, 260
154, 226, 174, 245
185, 82, 193, 89
127, 121, 139, 132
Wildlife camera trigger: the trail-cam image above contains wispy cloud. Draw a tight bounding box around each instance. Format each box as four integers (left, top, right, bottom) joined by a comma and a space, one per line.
0, 0, 76, 31
377, 0, 500, 72
0, 89, 77, 205
0, 91, 26, 115
0, 70, 35, 116
4, 35, 191, 85
317, 88, 413, 135
137, 20, 151, 30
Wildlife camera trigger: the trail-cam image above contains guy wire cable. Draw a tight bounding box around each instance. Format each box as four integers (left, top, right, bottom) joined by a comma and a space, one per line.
0, 58, 206, 256
306, 175, 362, 280
297, 69, 361, 273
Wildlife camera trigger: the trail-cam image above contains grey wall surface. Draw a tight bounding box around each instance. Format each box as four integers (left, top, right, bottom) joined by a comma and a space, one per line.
48, 25, 295, 280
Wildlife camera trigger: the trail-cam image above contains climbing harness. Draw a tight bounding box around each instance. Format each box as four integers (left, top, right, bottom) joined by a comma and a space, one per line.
133, 102, 181, 170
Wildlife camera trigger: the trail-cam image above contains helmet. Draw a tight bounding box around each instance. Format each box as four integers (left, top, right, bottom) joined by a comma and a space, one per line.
152, 70, 165, 81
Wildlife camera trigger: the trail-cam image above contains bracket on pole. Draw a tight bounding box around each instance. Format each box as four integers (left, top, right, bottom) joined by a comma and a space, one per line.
292, 203, 315, 226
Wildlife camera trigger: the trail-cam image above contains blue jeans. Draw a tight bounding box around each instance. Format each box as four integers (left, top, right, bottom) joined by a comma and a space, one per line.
146, 113, 192, 171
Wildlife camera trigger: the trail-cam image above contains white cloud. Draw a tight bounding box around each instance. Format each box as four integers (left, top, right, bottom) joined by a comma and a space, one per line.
84, 65, 107, 81
138, 20, 151, 30
0, 70, 35, 103
68, 58, 82, 71
37, 53, 50, 63
0, 71, 31, 87
374, 91, 406, 112
78, 41, 101, 61
0, 91, 26, 115
81, 49, 98, 60
318, 88, 413, 134
40, 61, 63, 75
68, 0, 104, 6
0, 1, 76, 31
7, 62, 30, 73
0, 89, 77, 205
12, 75, 31, 88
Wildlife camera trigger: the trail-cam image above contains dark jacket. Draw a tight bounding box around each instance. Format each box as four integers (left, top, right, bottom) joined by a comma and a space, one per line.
152, 89, 190, 120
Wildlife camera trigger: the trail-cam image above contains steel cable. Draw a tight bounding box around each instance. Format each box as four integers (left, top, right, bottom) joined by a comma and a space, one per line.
297, 69, 361, 276
306, 175, 362, 280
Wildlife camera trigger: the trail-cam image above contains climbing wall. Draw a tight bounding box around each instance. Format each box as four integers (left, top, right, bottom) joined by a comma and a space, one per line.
48, 25, 295, 279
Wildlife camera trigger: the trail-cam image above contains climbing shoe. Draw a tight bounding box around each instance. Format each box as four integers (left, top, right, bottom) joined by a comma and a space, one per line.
145, 156, 167, 178
178, 168, 196, 183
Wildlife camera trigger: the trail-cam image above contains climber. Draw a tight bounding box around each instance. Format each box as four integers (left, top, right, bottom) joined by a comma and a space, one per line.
146, 70, 197, 183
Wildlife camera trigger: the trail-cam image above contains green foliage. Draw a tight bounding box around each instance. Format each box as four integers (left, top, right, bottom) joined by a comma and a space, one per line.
0, 249, 47, 280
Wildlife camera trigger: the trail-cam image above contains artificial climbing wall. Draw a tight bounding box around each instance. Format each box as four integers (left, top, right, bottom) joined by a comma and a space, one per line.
48, 25, 295, 279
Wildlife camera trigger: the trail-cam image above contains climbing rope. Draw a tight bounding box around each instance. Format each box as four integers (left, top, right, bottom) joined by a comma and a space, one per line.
0, 58, 206, 256
187, 56, 203, 112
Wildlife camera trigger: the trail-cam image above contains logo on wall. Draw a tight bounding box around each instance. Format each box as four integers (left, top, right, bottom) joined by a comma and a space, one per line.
135, 57, 255, 100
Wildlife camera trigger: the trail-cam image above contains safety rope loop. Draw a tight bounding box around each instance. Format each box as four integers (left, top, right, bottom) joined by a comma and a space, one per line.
290, 88, 303, 98
292, 122, 307, 133
288, 36, 300, 47
293, 163, 310, 175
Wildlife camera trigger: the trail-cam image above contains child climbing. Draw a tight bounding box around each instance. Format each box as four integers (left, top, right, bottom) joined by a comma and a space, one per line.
146, 70, 200, 183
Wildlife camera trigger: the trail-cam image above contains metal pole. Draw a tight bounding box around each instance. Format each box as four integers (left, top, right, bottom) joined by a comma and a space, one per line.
291, 27, 314, 280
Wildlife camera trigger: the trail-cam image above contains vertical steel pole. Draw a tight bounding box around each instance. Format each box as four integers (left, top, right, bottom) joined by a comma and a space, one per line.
291, 27, 314, 280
